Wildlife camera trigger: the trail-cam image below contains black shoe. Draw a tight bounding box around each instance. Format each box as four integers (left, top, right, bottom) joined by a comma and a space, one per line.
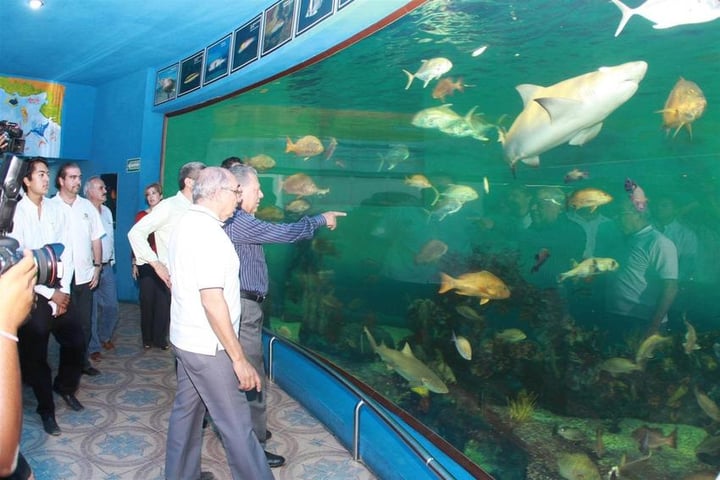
265, 450, 285, 468
40, 414, 61, 436
265, 429, 272, 441
53, 388, 84, 411
199, 472, 216, 480
82, 366, 101, 376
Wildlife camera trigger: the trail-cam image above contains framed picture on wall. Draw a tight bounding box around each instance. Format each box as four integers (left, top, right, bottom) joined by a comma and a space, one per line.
178, 50, 204, 96
154, 63, 178, 105
203, 34, 232, 86
261, 0, 296, 57
297, 0, 333, 36
337, 0, 355, 10
232, 15, 262, 72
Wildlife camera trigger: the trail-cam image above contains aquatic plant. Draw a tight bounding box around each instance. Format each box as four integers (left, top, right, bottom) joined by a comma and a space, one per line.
507, 389, 538, 423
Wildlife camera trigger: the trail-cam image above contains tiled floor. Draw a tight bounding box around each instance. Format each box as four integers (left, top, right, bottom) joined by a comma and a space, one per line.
19, 303, 377, 480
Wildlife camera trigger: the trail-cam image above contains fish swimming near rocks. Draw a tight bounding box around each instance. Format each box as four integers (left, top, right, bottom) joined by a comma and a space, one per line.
568, 188, 613, 212
499, 61, 647, 174
657, 77, 707, 139
695, 386, 720, 422
455, 305, 484, 321
558, 257, 619, 282
632, 425, 678, 454
609, 0, 720, 37
363, 327, 449, 394
285, 135, 324, 160
439, 270, 511, 304
282, 173, 330, 198
452, 331, 472, 360
635, 333, 671, 367
684, 318, 701, 355
556, 425, 587, 442
557, 452, 601, 480
403, 57, 453, 89
495, 328, 526, 343
599, 357, 642, 376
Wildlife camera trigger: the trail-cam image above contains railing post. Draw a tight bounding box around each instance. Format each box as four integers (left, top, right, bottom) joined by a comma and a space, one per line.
353, 400, 365, 461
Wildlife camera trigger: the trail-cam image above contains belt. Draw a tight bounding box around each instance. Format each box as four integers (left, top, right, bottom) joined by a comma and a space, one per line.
240, 290, 265, 303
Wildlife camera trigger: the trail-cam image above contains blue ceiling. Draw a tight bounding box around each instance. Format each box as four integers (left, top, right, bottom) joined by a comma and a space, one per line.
1, 0, 267, 86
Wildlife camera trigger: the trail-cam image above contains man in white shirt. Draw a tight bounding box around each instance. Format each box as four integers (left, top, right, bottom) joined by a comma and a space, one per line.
50, 162, 105, 376
10, 157, 85, 436
84, 176, 119, 360
165, 166, 272, 480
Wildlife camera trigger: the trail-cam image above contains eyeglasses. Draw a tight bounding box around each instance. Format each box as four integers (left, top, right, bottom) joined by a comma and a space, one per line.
222, 186, 242, 197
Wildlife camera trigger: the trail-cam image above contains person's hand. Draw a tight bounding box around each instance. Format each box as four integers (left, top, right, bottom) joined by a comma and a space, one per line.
0, 251, 37, 333
0, 135, 7, 152
322, 211, 347, 231
89, 266, 101, 290
151, 261, 171, 289
131, 264, 138, 281
232, 357, 262, 392
50, 291, 70, 316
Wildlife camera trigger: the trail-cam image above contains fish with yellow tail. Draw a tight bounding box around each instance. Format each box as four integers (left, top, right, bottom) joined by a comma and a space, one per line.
403, 57, 452, 89
694, 386, 720, 422
363, 327, 449, 394
683, 316, 701, 355
635, 333, 671, 367
285, 135, 324, 160
657, 77, 707, 139
568, 188, 613, 212
439, 270, 511, 305
557, 257, 619, 282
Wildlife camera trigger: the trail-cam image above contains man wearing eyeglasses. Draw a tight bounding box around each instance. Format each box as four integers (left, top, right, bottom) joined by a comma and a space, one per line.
223, 164, 346, 468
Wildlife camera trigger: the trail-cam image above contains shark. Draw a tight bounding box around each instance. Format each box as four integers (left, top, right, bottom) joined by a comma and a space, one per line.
363, 327, 449, 395
610, 0, 720, 37
499, 60, 647, 175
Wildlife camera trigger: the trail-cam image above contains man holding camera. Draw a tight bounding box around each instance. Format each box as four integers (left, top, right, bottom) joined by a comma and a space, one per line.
9, 157, 85, 436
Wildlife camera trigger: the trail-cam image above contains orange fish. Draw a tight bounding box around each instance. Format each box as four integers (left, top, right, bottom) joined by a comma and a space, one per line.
438, 270, 510, 305
285, 135, 324, 160
432, 77, 465, 102
657, 77, 706, 139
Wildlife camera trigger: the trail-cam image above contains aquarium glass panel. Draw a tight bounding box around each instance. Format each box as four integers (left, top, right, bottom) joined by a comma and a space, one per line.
165, 1, 720, 478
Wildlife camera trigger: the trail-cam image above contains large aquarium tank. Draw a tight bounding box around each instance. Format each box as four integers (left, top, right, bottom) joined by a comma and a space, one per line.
164, 1, 720, 478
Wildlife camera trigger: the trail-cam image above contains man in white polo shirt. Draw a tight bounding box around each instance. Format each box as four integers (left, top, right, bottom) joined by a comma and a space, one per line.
165, 166, 272, 480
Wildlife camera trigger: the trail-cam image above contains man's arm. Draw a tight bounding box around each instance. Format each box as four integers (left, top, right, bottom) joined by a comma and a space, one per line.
226, 211, 344, 245
89, 238, 102, 289
649, 278, 678, 333
128, 203, 171, 286
199, 288, 261, 392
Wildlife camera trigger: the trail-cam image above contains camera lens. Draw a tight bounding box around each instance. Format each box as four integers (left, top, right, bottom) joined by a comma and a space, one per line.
32, 243, 64, 288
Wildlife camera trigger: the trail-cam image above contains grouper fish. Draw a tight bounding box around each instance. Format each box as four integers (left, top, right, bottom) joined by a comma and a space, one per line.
363, 327, 449, 394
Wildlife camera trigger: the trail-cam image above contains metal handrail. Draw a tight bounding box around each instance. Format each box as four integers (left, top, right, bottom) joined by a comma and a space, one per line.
265, 331, 462, 480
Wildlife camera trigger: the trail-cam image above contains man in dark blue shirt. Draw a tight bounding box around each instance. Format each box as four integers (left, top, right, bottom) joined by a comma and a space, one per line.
224, 164, 345, 467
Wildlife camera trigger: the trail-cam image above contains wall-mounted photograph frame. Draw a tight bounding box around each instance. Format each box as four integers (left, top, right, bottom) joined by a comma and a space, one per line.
337, 0, 355, 10
178, 51, 204, 96
233, 15, 262, 72
262, 0, 296, 57
204, 34, 232, 86
154, 63, 178, 105
297, 0, 333, 36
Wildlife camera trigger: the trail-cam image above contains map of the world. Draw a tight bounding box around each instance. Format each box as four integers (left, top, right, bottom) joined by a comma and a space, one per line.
0, 76, 64, 157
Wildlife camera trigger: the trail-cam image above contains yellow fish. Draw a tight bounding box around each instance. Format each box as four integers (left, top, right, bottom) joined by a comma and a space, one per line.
683, 318, 701, 355
635, 333, 671, 367
245, 154, 276, 171
405, 174, 440, 205
285, 135, 324, 160
657, 77, 706, 139
599, 357, 642, 376
438, 270, 511, 305
495, 328, 526, 343
558, 257, 619, 282
567, 188, 613, 212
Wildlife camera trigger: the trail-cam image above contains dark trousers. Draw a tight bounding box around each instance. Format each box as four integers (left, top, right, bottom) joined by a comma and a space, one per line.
71, 278, 94, 366
239, 298, 267, 446
138, 264, 170, 347
18, 296, 84, 416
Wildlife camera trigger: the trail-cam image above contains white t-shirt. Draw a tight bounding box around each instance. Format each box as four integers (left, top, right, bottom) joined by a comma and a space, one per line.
128, 191, 191, 266
168, 205, 241, 355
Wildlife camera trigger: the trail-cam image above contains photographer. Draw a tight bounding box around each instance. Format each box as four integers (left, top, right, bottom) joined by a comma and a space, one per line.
9, 158, 85, 436
0, 251, 37, 478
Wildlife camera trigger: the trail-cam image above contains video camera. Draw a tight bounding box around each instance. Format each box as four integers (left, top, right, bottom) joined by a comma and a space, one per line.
0, 154, 63, 287
0, 121, 25, 155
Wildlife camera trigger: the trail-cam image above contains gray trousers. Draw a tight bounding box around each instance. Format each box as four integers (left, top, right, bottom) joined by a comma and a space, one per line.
239, 298, 267, 446
165, 346, 273, 480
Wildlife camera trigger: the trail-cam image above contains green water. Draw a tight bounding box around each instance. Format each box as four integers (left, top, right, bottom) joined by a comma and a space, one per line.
166, 1, 720, 478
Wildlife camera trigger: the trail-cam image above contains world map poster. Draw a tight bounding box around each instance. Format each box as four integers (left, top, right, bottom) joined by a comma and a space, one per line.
0, 76, 64, 157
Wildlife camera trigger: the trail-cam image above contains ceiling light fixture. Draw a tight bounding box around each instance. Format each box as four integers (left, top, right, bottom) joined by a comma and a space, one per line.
29, 0, 44, 10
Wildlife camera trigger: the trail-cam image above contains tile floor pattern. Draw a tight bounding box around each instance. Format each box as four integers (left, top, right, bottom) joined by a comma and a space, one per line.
19, 303, 377, 480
